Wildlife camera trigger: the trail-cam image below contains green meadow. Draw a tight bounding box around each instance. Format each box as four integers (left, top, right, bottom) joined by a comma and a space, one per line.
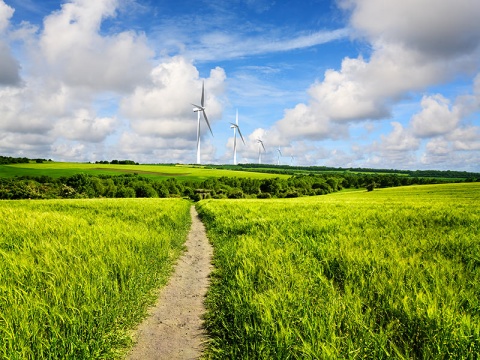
0, 162, 288, 181
1, 181, 479, 359
197, 183, 480, 359
0, 198, 191, 359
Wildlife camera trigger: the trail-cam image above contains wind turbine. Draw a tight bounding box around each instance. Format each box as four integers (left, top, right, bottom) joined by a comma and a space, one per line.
276, 147, 282, 166
257, 139, 265, 164
290, 155, 295, 166
192, 81, 213, 164
230, 109, 245, 165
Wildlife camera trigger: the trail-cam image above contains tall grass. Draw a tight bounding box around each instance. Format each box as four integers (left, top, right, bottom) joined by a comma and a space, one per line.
0, 198, 191, 359
197, 183, 480, 359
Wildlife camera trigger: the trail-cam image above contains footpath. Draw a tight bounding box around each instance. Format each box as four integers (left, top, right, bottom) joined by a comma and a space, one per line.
127, 206, 213, 360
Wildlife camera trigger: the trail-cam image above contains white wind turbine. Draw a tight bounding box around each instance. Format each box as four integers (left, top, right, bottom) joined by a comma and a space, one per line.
192, 81, 213, 164
230, 109, 245, 165
257, 139, 266, 164
290, 155, 295, 166
276, 147, 282, 165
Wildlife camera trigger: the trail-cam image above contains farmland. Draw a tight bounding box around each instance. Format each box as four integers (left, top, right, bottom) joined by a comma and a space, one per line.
0, 198, 191, 359
197, 183, 480, 358
0, 162, 289, 181
0, 159, 473, 202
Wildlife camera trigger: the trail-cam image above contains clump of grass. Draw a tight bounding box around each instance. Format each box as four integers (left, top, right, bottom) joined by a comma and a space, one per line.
0, 198, 191, 359
198, 183, 480, 358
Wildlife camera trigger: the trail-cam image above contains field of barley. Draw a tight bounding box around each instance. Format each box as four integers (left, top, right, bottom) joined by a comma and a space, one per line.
0, 198, 191, 359
197, 183, 480, 359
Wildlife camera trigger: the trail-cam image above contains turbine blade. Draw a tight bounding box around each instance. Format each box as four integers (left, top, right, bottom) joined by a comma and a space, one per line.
201, 81, 205, 107
192, 103, 202, 110
237, 126, 246, 144
236, 109, 238, 125
202, 110, 213, 136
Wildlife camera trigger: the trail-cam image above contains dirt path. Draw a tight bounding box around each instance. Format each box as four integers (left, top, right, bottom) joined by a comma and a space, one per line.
127, 206, 213, 360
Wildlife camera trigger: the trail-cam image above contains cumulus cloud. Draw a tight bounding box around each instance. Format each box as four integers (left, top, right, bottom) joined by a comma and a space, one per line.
341, 0, 480, 58
380, 122, 419, 152
421, 132, 480, 170
39, 0, 153, 92
0, 0, 13, 32
0, 0, 226, 161
238, 0, 480, 170
121, 56, 226, 139
54, 109, 117, 143
114, 131, 217, 164
0, 1, 21, 86
268, 0, 480, 144
411, 95, 460, 138
449, 126, 480, 151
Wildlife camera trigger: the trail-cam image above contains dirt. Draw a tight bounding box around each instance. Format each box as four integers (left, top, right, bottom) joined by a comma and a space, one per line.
127, 205, 213, 360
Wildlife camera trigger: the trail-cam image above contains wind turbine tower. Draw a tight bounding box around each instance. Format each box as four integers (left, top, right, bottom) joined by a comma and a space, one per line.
192, 81, 213, 164
257, 139, 266, 164
277, 147, 282, 165
230, 109, 245, 165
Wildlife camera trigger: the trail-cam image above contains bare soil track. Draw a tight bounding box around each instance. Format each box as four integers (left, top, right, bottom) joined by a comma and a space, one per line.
127, 206, 212, 360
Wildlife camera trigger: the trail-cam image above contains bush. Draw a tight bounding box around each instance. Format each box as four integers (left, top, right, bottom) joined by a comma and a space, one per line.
366, 182, 376, 192
116, 186, 136, 198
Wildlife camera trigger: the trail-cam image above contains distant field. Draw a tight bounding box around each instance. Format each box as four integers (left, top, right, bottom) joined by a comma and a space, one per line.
197, 183, 480, 358
0, 198, 191, 359
0, 162, 289, 181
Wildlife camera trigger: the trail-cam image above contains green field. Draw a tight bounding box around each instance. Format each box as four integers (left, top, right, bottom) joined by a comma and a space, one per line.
197, 183, 480, 358
0, 198, 191, 359
0, 163, 288, 181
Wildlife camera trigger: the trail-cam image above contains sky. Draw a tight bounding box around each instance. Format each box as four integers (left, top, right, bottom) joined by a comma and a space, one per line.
0, 0, 480, 171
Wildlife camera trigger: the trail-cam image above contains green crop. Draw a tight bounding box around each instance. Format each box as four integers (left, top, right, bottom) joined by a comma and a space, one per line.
197, 183, 480, 359
0, 198, 191, 359
0, 162, 289, 181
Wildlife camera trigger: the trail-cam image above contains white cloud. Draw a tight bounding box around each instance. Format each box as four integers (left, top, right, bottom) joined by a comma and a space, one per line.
0, 1, 21, 86
54, 109, 117, 143
114, 131, 216, 164
39, 0, 153, 92
0, 0, 13, 32
121, 56, 226, 139
341, 0, 480, 58
256, 0, 480, 168
187, 28, 350, 61
421, 134, 480, 170
411, 95, 460, 138
380, 122, 419, 152
449, 126, 480, 151
0, 41, 21, 85
52, 143, 87, 161
425, 138, 450, 156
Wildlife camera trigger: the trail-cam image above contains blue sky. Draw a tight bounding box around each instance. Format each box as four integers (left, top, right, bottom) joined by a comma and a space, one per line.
1, 0, 479, 171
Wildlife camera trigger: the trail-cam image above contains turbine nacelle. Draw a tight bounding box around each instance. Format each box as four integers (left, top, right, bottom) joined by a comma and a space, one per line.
192, 104, 204, 112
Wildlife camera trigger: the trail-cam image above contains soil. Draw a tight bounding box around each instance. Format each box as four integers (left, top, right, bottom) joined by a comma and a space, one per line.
127, 205, 213, 360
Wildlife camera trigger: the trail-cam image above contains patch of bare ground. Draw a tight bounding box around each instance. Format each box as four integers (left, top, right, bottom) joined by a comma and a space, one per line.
127, 205, 212, 360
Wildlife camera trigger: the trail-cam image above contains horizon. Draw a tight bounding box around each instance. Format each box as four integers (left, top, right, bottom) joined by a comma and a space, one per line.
0, 0, 479, 171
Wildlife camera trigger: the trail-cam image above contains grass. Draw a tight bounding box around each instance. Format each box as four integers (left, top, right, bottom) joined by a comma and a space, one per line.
0, 198, 191, 359
0, 163, 289, 181
197, 183, 480, 359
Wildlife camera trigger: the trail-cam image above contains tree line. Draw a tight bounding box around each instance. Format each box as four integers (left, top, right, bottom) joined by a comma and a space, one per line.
0, 155, 50, 164
209, 163, 480, 180
0, 171, 469, 201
